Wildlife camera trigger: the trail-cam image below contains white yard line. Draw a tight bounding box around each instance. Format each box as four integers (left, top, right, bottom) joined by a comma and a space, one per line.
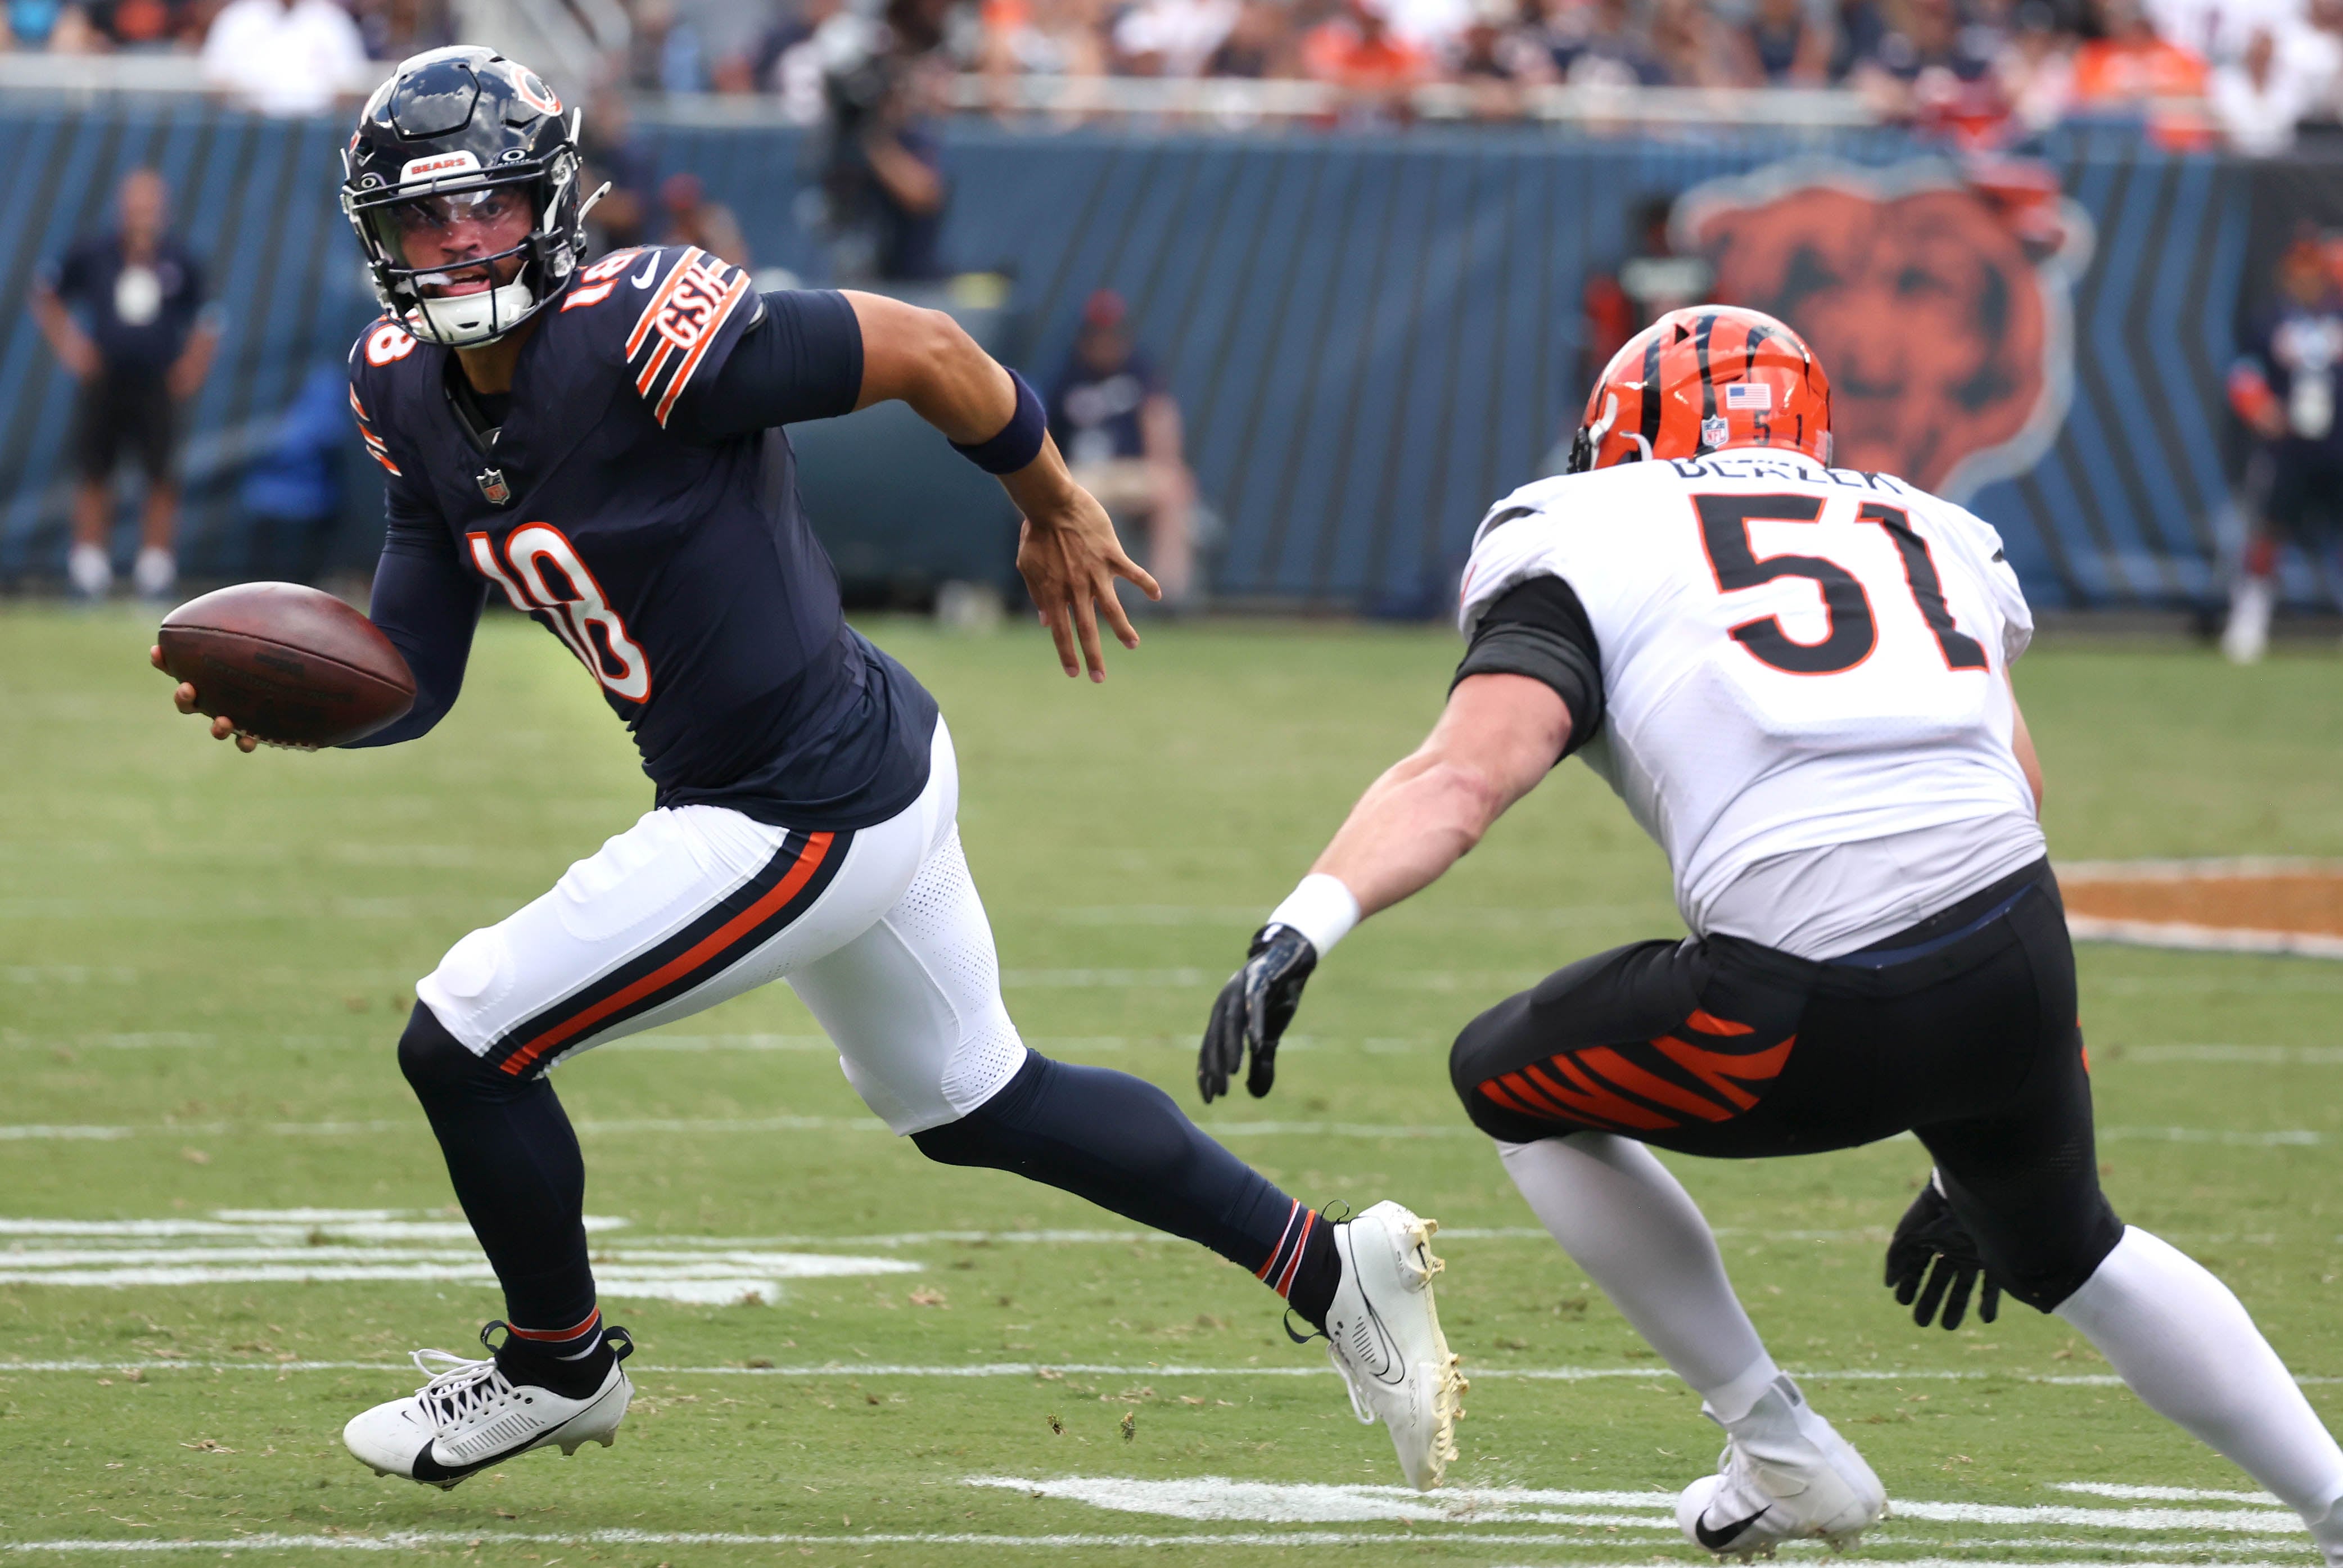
2066, 917, 2343, 961
0, 1359, 2331, 1386
2052, 1484, 2284, 1504
966, 1476, 2315, 1534
0, 1535, 2312, 1561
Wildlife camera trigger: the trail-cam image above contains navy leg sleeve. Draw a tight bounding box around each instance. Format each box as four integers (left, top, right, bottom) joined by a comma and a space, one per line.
398, 1003, 598, 1331
912, 1051, 1338, 1318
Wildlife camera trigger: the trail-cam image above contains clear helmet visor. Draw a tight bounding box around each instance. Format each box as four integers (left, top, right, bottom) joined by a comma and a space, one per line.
360, 182, 539, 293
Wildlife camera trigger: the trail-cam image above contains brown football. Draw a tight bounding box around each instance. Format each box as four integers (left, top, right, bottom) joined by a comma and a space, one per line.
157, 582, 415, 749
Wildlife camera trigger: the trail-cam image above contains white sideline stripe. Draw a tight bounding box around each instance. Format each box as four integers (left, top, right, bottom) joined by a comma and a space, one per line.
2067, 916, 2343, 961
1, 1359, 2333, 1386
0, 1536, 2310, 1561
968, 1475, 2314, 1534
2052, 1483, 2285, 1504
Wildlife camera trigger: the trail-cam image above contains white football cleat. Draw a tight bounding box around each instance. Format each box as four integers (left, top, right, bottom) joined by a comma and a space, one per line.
344, 1328, 633, 1490
1677, 1375, 1885, 1560
2310, 1492, 2343, 1567
1322, 1199, 1466, 1490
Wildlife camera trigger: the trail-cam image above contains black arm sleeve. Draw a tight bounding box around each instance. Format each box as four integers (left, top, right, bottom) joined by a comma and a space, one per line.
340, 493, 486, 749
1451, 575, 1605, 760
666, 290, 866, 445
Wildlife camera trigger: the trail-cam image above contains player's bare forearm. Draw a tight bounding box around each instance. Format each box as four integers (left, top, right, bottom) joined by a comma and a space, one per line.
840, 290, 1159, 679
844, 290, 1013, 440
1311, 674, 1571, 919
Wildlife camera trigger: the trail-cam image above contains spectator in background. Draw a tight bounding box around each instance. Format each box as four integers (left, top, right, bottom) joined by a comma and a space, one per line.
30, 168, 219, 602
1453, 0, 1557, 115
1994, 0, 2078, 133
1303, 0, 1433, 118
2222, 233, 2343, 663
2210, 24, 2313, 151
1736, 0, 1834, 82
1048, 290, 1198, 605
660, 171, 753, 267
757, 0, 845, 119
1848, 0, 2001, 115
240, 362, 348, 586
200, 0, 370, 114
1113, 0, 1238, 74
580, 91, 657, 255
348, 0, 454, 61
1549, 0, 1668, 85
1650, 0, 1759, 83
1205, 0, 1297, 73
2071, 0, 2211, 142
825, 50, 952, 281
981, 0, 1109, 112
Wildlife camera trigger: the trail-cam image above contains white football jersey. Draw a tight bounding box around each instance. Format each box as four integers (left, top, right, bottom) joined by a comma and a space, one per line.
1459, 449, 2046, 959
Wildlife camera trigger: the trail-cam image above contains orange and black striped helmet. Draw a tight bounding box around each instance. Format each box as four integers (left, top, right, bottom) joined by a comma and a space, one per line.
1566, 305, 1831, 473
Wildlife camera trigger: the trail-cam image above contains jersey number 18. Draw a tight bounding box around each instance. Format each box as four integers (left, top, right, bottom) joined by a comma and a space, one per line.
466, 525, 653, 703
1695, 494, 1989, 677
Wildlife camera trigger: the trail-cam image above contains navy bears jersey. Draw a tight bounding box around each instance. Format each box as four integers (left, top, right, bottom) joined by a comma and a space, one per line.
344, 245, 937, 832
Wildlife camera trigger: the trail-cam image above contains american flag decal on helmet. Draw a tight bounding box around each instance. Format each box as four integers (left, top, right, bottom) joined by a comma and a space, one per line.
1724, 382, 1773, 410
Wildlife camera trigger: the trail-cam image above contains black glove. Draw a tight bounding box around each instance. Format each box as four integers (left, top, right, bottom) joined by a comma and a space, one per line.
1197, 923, 1317, 1104
1884, 1178, 2002, 1330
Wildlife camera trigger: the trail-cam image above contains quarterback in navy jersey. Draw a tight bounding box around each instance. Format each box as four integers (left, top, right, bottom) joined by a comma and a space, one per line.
153, 46, 1461, 1494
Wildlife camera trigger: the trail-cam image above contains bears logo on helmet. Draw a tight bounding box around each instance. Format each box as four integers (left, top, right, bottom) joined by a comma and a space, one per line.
1568, 305, 1832, 475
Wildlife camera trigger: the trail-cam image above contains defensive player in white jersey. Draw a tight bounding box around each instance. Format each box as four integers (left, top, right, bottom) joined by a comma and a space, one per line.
1198, 306, 2343, 1563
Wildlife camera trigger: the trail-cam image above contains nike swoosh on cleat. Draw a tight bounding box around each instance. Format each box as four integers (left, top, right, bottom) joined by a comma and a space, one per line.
1695, 1504, 1772, 1551
630, 256, 660, 289
408, 1426, 559, 1488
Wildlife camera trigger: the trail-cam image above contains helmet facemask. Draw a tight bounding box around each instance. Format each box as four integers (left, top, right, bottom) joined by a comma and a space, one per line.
341, 126, 588, 348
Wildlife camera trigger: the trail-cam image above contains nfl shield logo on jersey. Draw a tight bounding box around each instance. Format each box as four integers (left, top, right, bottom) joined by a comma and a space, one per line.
477, 468, 512, 506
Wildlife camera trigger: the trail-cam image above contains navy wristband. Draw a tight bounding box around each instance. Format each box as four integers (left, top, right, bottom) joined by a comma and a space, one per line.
952, 370, 1048, 475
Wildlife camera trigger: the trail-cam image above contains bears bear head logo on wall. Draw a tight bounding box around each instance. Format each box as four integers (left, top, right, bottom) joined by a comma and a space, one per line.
1673, 159, 2094, 503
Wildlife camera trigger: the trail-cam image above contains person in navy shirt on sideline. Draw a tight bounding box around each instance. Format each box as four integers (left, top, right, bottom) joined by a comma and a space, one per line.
153, 46, 1460, 1495
33, 167, 220, 601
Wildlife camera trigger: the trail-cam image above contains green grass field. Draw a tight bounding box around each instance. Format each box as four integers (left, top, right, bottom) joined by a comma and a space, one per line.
3, 604, 2340, 1566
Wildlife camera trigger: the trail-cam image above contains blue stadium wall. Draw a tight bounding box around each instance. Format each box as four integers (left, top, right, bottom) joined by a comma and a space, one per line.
0, 101, 2300, 611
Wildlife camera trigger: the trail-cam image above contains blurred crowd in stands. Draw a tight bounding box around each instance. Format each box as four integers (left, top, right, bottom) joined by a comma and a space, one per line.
6, 0, 2342, 148
581, 0, 2343, 151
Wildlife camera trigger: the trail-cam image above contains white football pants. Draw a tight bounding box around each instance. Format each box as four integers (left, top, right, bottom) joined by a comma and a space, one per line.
414, 719, 1029, 1134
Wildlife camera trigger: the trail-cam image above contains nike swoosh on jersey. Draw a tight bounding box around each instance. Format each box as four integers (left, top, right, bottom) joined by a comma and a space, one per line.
630, 256, 660, 289
1694, 1504, 1772, 1550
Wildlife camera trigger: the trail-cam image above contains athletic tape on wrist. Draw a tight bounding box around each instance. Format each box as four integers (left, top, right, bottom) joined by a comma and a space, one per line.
1267, 874, 1361, 957
951, 370, 1047, 475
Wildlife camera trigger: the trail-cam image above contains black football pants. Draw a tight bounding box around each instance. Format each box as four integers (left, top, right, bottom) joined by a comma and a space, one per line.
1451, 858, 2124, 1311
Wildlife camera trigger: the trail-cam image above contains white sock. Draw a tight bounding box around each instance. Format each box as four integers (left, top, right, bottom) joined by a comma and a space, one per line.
2057, 1226, 2343, 1537
67, 541, 111, 599
1498, 1135, 1777, 1421
2224, 576, 2274, 664
133, 545, 175, 599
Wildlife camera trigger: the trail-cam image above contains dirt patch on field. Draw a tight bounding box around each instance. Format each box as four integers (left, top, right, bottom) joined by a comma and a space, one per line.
2064, 873, 2343, 937
2058, 860, 2343, 956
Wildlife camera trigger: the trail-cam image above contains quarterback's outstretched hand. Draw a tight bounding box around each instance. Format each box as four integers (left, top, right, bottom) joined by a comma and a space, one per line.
1885, 1177, 2003, 1330
1014, 480, 1159, 683
150, 644, 262, 753
1198, 924, 1316, 1104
